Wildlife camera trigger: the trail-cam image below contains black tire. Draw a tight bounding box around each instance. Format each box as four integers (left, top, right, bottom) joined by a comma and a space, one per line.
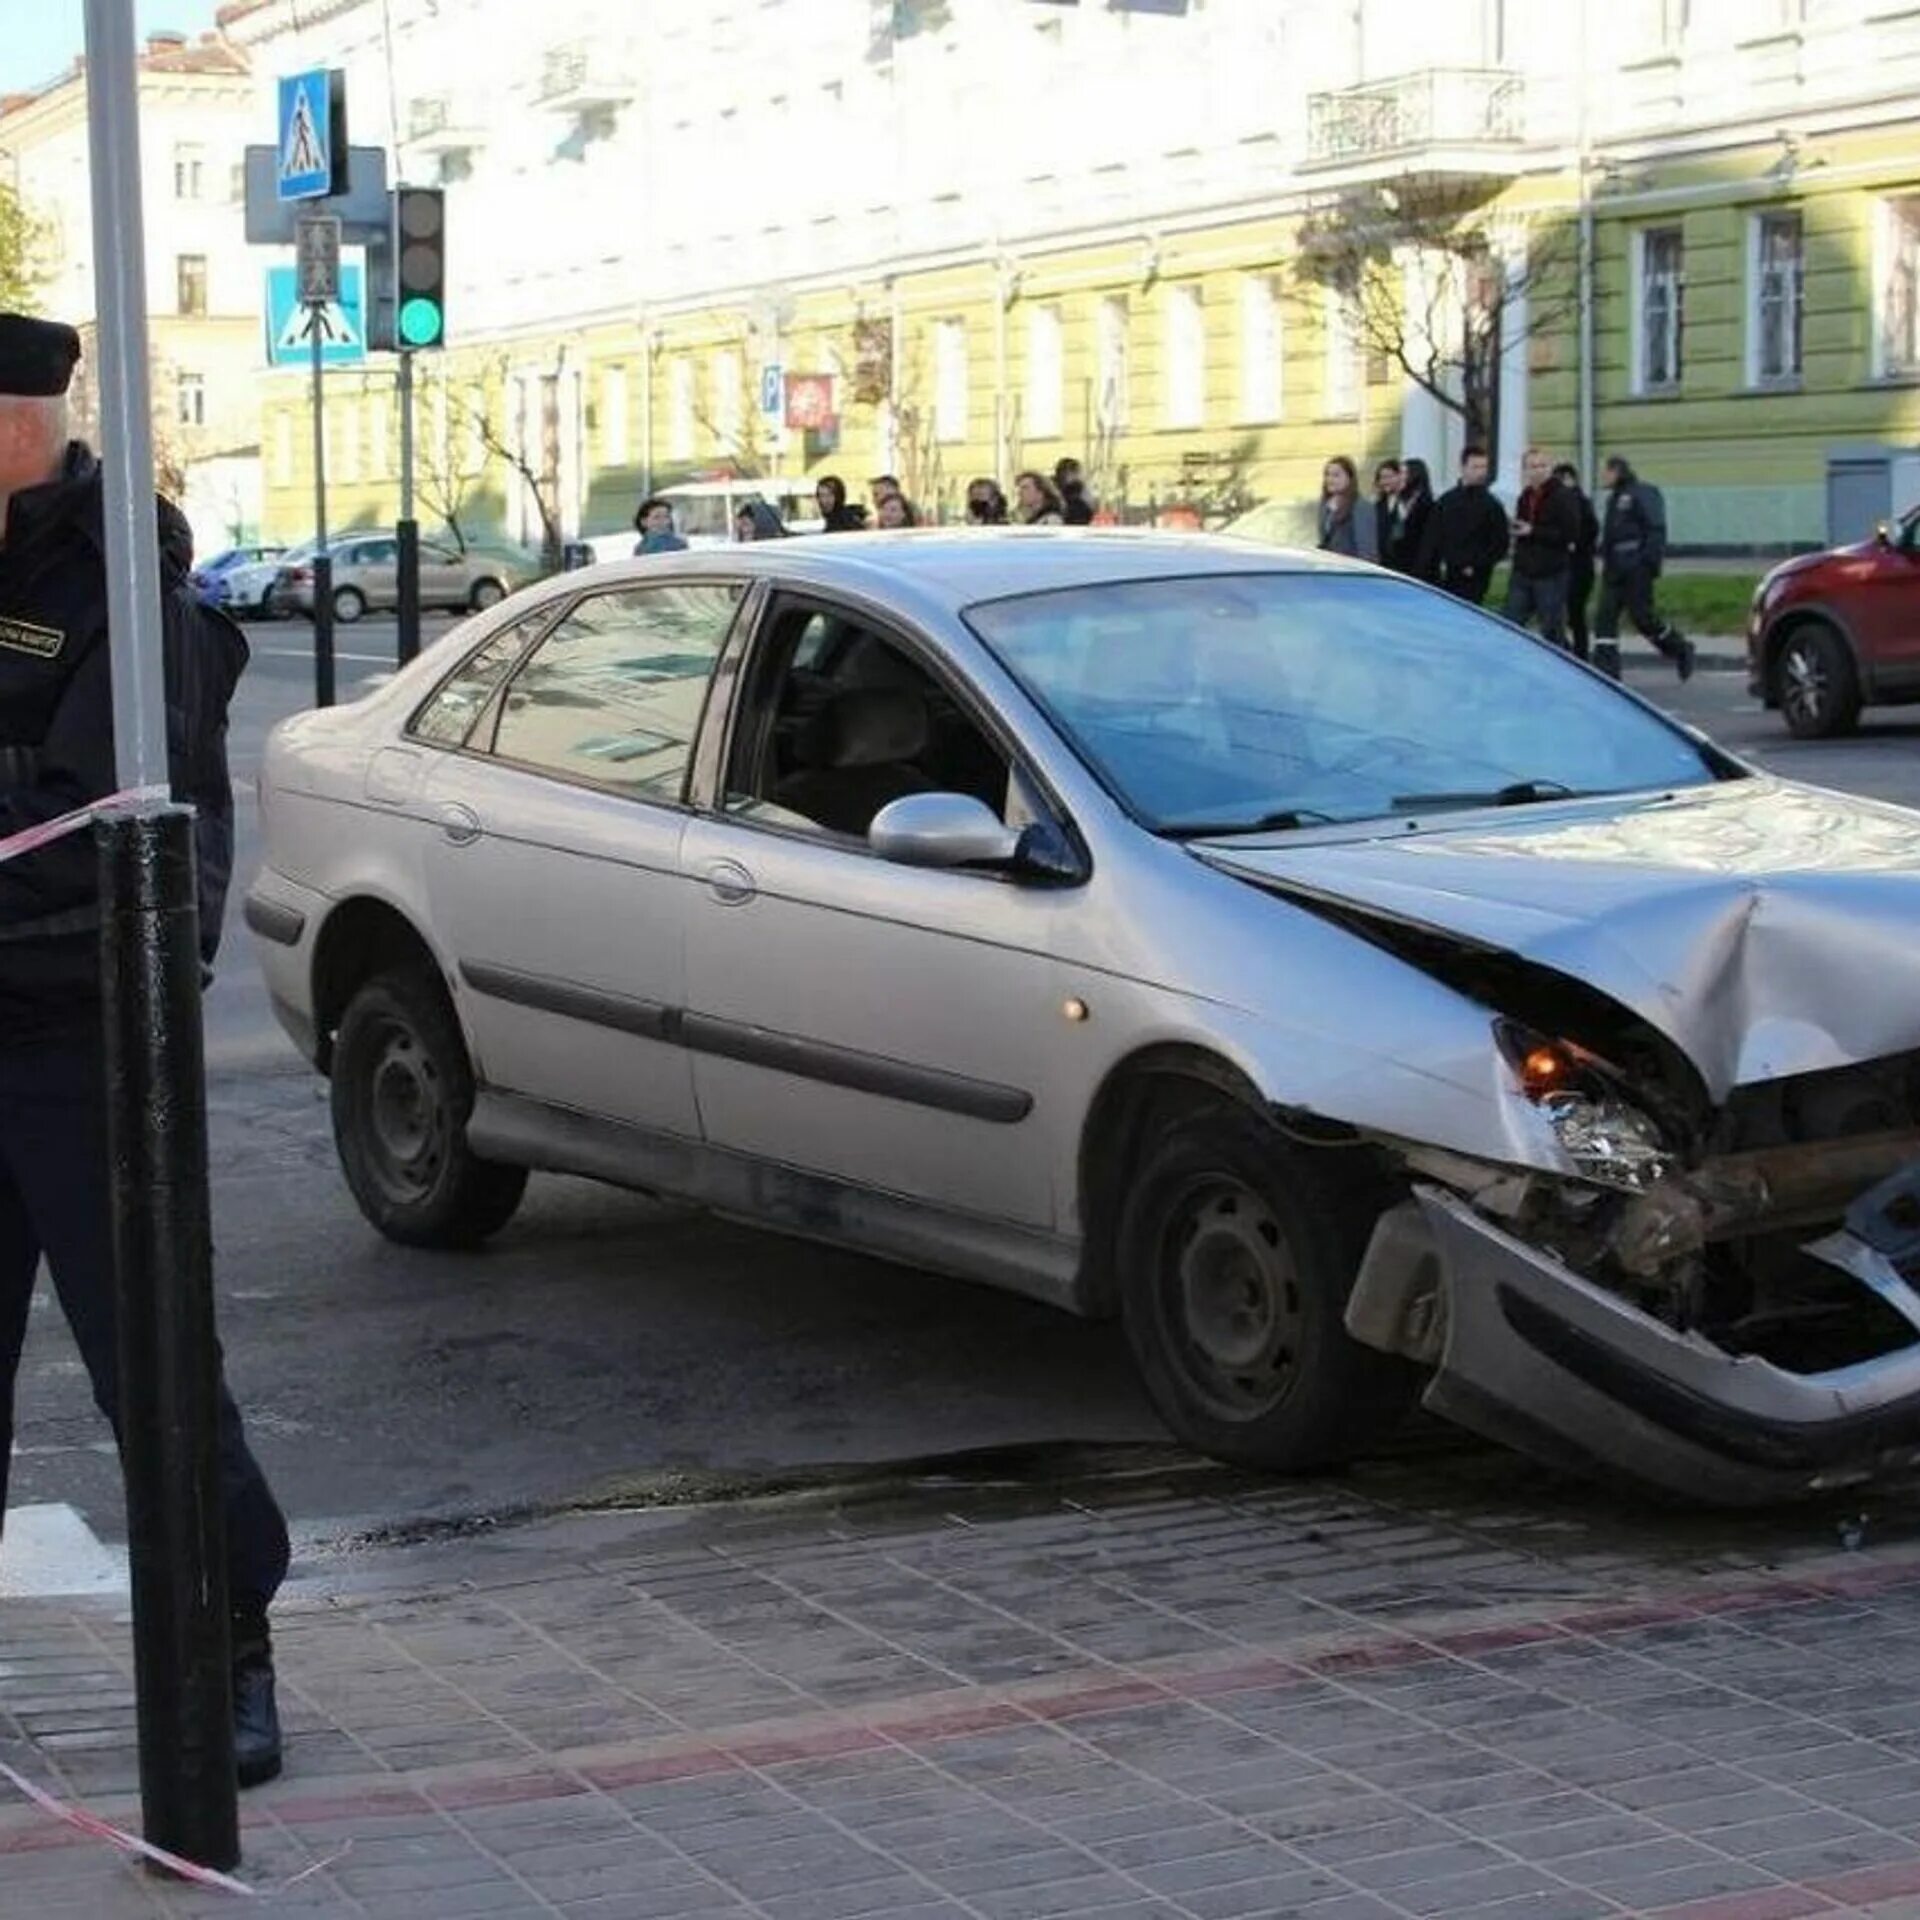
469, 577, 506, 611
1776, 622, 1860, 739
1117, 1104, 1418, 1471
332, 584, 367, 624
330, 967, 527, 1248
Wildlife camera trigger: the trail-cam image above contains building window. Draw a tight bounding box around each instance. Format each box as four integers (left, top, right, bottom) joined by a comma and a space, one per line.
1638, 226, 1685, 393
601, 366, 630, 467
934, 319, 968, 444
369, 392, 391, 477
173, 145, 204, 200
709, 348, 742, 452
1026, 305, 1063, 440
1323, 289, 1359, 417
1238, 274, 1281, 423
175, 372, 205, 428
1095, 295, 1129, 433
229, 161, 246, 203
670, 358, 695, 460
1878, 196, 1920, 379
1163, 284, 1205, 431
176, 254, 208, 317
1751, 210, 1803, 387
272, 410, 294, 485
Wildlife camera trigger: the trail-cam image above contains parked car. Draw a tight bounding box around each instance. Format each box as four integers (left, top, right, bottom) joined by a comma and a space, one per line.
279, 535, 518, 622
190, 544, 284, 608
223, 540, 314, 618
1748, 504, 1920, 737
250, 532, 1920, 1505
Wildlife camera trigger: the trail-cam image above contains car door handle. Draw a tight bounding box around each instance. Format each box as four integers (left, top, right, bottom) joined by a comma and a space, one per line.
705, 858, 756, 905
437, 801, 483, 846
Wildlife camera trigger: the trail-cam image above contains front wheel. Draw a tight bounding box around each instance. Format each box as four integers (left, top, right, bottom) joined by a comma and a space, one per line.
1117, 1106, 1417, 1471
1777, 623, 1860, 739
332, 584, 367, 624
331, 967, 528, 1248
469, 577, 506, 611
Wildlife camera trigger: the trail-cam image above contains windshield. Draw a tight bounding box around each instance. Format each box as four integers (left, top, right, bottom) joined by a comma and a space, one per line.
965, 572, 1725, 836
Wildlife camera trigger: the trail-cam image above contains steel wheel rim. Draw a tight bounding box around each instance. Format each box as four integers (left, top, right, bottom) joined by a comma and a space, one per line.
1160, 1177, 1303, 1421
364, 1019, 448, 1200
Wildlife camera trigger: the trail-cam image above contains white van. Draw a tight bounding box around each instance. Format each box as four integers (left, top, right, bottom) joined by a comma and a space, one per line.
582, 478, 826, 560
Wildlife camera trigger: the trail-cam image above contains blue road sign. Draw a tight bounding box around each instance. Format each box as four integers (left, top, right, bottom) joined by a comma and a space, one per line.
759, 363, 783, 418
276, 68, 335, 201
264, 263, 366, 367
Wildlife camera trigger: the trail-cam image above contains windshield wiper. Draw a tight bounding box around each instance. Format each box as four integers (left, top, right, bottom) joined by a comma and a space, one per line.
1390, 779, 1579, 813
1162, 807, 1337, 840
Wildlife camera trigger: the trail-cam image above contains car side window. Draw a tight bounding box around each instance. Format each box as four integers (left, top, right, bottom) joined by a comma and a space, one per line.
723, 599, 1014, 841
409, 614, 549, 748
491, 582, 743, 800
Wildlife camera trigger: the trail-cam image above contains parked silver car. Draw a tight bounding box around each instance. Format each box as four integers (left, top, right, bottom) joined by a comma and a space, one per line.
280, 534, 516, 622
248, 532, 1920, 1503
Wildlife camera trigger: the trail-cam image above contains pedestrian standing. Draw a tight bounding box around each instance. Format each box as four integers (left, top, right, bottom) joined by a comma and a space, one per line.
1594, 455, 1694, 681
735, 499, 789, 541
1054, 458, 1095, 526
1426, 445, 1509, 605
1502, 447, 1580, 648
0, 314, 287, 1786
632, 495, 688, 554
1317, 456, 1378, 561
1554, 461, 1600, 660
1014, 471, 1067, 525
869, 474, 902, 517
876, 492, 919, 528
1382, 456, 1437, 579
815, 475, 864, 532
964, 478, 1009, 524
1372, 459, 1402, 538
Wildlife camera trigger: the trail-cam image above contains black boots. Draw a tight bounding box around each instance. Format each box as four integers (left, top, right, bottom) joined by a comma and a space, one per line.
232, 1611, 283, 1788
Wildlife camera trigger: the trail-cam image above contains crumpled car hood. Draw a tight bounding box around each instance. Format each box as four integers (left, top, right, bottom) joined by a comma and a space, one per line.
1204, 777, 1920, 1099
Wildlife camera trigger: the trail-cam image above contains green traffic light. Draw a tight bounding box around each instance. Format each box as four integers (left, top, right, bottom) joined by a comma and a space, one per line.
399, 296, 443, 348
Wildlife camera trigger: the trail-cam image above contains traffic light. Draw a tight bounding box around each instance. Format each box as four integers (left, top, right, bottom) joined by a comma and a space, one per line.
395, 186, 445, 350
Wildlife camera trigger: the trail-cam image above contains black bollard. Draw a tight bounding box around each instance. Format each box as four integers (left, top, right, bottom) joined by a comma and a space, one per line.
97, 801, 239, 1874
312, 552, 336, 709
396, 517, 421, 666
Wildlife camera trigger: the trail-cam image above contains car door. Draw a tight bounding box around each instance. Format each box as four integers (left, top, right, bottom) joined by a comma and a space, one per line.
1852, 508, 1920, 688
420, 541, 469, 611
677, 591, 1083, 1232
347, 536, 398, 610
414, 578, 747, 1139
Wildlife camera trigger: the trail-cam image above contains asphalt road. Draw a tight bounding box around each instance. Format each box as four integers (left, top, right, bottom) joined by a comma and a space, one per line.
11, 633, 1920, 1554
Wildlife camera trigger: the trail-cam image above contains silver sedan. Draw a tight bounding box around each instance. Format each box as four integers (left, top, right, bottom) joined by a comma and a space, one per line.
248, 532, 1920, 1504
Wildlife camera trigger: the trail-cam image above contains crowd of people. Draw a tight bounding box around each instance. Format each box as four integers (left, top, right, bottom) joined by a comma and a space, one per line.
1319, 447, 1694, 681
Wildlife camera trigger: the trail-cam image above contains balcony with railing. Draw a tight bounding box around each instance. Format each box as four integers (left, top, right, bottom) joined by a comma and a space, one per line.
1303, 68, 1526, 176
535, 43, 633, 114
406, 94, 484, 154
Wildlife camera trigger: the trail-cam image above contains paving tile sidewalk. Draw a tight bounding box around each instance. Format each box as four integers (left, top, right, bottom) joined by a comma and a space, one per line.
7, 1449, 1920, 1920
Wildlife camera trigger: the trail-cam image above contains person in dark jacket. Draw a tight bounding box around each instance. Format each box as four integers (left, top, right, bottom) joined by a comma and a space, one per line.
1371, 458, 1402, 537
0, 314, 288, 1787
632, 495, 687, 554
964, 478, 1009, 524
1594, 455, 1693, 681
1054, 458, 1094, 526
1554, 462, 1600, 660
1502, 447, 1580, 648
814, 475, 864, 532
735, 498, 789, 541
1014, 471, 1066, 525
1317, 456, 1377, 560
1381, 455, 1437, 579
1425, 445, 1509, 603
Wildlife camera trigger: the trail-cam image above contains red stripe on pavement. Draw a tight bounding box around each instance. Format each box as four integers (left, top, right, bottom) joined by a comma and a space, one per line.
1648, 1887, 1837, 1920
1814, 1858, 1920, 1907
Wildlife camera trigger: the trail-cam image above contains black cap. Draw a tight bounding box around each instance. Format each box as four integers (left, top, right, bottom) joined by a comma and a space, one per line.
0, 314, 82, 398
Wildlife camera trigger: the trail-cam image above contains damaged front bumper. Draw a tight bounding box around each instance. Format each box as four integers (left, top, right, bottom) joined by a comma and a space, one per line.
1350, 1185, 1920, 1506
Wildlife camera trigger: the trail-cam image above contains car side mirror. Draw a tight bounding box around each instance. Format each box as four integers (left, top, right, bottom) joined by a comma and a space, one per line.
1877, 521, 1893, 548
869, 792, 1025, 871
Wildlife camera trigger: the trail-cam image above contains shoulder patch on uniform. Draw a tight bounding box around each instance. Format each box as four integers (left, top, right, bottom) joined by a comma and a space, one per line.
0, 616, 64, 660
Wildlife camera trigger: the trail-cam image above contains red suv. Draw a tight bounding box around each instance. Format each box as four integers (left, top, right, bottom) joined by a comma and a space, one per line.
1749, 505, 1920, 736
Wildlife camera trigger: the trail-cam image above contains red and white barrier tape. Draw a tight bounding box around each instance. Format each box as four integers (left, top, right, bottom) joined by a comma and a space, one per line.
0, 788, 162, 867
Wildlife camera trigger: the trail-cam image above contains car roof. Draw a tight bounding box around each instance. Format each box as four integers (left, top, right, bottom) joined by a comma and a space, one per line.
553, 528, 1363, 613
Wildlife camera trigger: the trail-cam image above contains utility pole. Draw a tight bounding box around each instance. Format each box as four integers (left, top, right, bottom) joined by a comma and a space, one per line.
298, 209, 341, 709
82, 0, 239, 1872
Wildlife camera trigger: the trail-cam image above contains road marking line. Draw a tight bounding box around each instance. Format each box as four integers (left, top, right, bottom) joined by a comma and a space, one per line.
0, 1502, 127, 1598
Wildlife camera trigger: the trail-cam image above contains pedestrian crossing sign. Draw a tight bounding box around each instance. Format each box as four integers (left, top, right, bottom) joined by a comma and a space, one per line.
276, 68, 339, 202
264, 263, 366, 367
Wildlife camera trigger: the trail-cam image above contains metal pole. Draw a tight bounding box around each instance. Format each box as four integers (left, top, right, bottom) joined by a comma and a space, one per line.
81, 0, 239, 1873
1576, 0, 1597, 489
310, 315, 335, 707
396, 349, 420, 664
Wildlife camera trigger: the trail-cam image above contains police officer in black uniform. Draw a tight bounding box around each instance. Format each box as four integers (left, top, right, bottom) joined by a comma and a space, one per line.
0, 313, 287, 1786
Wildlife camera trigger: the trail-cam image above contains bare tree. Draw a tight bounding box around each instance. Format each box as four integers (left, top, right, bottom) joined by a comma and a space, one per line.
1292, 179, 1575, 459
692, 345, 765, 479
449, 359, 563, 570
406, 364, 479, 553
68, 330, 188, 499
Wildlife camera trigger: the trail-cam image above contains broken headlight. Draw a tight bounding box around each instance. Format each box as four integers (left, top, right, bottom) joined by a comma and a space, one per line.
1496, 1022, 1675, 1191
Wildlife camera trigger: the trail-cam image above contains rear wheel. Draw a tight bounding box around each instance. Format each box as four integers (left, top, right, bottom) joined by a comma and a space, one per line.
469, 577, 506, 611
1117, 1105, 1417, 1471
1777, 623, 1860, 739
332, 584, 367, 624
331, 967, 527, 1247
